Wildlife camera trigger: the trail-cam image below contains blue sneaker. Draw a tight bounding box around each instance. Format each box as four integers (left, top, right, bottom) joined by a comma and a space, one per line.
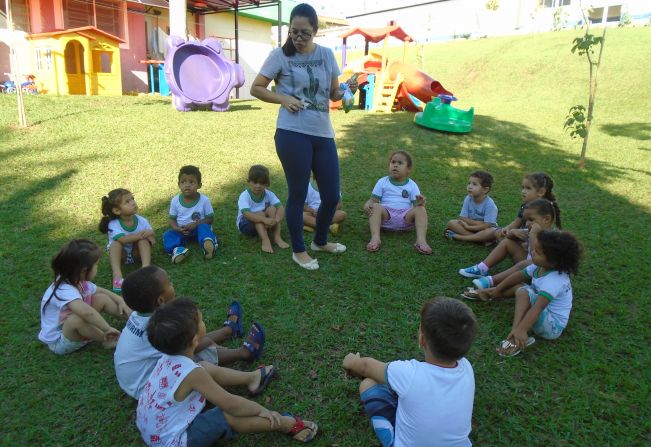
473, 276, 492, 289
371, 416, 395, 447
171, 246, 189, 264
458, 264, 484, 278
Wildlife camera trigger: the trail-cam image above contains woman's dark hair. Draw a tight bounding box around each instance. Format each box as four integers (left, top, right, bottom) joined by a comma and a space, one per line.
525, 198, 562, 229
536, 230, 582, 275
147, 298, 200, 355
42, 239, 101, 314
282, 3, 318, 57
99, 188, 131, 234
388, 150, 413, 168
525, 172, 561, 228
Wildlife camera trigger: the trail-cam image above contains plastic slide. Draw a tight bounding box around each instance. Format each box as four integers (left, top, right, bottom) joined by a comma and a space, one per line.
387, 60, 453, 112
164, 36, 244, 112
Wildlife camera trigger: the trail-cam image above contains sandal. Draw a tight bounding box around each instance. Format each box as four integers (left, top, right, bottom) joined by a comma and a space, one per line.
414, 242, 432, 255
497, 336, 536, 357
460, 287, 479, 301
444, 229, 457, 240
222, 301, 243, 338
112, 278, 123, 294
242, 322, 265, 361
283, 413, 318, 443
366, 240, 381, 253
249, 364, 277, 397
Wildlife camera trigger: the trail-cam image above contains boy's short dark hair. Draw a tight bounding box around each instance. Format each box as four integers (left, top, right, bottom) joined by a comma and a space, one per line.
469, 170, 493, 190
122, 266, 166, 313
178, 165, 202, 184
420, 297, 478, 362
147, 298, 199, 355
248, 164, 270, 185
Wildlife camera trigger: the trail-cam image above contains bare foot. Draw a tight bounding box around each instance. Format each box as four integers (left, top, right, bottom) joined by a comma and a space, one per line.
366, 238, 381, 253
261, 241, 274, 253
275, 238, 289, 249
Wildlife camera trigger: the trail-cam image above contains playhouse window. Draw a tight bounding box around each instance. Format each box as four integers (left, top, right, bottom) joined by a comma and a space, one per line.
45, 48, 52, 70
95, 52, 112, 73
0, 0, 30, 31
35, 48, 42, 71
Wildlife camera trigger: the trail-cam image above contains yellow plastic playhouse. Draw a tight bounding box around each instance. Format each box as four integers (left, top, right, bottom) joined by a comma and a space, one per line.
28, 26, 124, 95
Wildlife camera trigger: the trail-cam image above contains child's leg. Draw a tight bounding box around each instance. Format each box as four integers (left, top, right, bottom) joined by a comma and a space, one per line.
61, 314, 106, 344
446, 219, 473, 236
332, 209, 347, 224
200, 361, 274, 394
303, 212, 317, 228
511, 287, 533, 331
162, 229, 184, 254
359, 378, 397, 447
405, 206, 429, 247
108, 242, 124, 281
367, 204, 388, 248
490, 260, 532, 287
135, 239, 152, 267
266, 207, 289, 248
482, 238, 527, 269
451, 227, 498, 243
91, 291, 128, 319
224, 413, 317, 442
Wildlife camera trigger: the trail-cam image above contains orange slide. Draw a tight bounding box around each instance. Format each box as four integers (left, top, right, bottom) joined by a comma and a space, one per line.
387, 60, 453, 112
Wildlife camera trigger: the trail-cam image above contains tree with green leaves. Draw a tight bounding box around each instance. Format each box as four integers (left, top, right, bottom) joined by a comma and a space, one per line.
564, 8, 606, 168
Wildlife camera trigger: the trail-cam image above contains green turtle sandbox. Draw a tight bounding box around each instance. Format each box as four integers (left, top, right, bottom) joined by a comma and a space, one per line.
414, 96, 474, 133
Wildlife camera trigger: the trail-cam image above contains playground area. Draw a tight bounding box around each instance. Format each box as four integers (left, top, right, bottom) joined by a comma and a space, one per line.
1, 27, 650, 446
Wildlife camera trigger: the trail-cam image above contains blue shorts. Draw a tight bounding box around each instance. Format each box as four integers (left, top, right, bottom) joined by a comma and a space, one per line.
360, 384, 398, 426
238, 216, 257, 236
520, 285, 566, 340
186, 406, 235, 447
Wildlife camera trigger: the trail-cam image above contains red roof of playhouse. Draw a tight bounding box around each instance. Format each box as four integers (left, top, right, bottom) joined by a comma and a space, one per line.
29, 26, 125, 43
340, 25, 413, 43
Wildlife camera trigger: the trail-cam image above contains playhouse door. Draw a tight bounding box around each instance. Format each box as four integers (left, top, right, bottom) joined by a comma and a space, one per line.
64, 40, 86, 95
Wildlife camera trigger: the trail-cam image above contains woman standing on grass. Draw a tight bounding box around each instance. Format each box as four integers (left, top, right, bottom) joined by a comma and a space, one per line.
250, 2, 357, 271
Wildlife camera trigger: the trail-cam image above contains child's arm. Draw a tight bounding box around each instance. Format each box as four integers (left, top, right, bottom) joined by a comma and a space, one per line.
169, 217, 187, 234
458, 219, 493, 231
96, 287, 132, 317
363, 197, 379, 216
272, 205, 285, 224
342, 353, 387, 383
185, 367, 281, 426
508, 296, 550, 348
113, 229, 155, 245
413, 194, 426, 207
184, 215, 213, 232
67, 299, 120, 339
303, 203, 317, 215
242, 211, 275, 227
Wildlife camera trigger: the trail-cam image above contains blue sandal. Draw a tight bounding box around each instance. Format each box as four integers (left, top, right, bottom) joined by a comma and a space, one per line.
249, 364, 277, 396
242, 322, 265, 361
222, 301, 243, 338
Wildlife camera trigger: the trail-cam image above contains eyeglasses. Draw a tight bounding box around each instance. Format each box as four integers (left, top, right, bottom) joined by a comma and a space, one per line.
289, 29, 313, 40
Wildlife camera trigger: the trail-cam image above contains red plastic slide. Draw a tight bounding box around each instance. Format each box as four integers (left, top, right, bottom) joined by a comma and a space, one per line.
388, 61, 452, 112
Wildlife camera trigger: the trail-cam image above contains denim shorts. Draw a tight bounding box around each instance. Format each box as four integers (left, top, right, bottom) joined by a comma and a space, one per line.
381, 207, 415, 232
238, 216, 257, 236
186, 406, 235, 447
193, 345, 219, 365
521, 285, 566, 340
47, 333, 90, 355
360, 384, 398, 426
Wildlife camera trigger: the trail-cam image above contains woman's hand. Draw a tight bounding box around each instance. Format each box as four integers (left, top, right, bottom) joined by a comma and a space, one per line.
345, 76, 359, 94
281, 96, 304, 113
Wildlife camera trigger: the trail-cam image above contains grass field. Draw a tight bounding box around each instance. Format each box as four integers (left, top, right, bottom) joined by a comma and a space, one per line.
1, 26, 650, 446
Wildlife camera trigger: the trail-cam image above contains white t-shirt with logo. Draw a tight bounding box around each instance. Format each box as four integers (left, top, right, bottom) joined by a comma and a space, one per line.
107, 215, 153, 249
136, 355, 206, 447
236, 188, 281, 227
38, 281, 97, 344
371, 176, 421, 210
169, 193, 214, 227
114, 312, 162, 399
388, 358, 475, 447
305, 182, 342, 211
523, 264, 573, 326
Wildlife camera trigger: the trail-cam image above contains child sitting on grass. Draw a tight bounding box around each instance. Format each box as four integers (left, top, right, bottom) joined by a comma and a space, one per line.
163, 165, 218, 264
482, 230, 582, 357
236, 164, 289, 253
136, 298, 318, 446
303, 177, 347, 236
364, 150, 432, 255
114, 266, 269, 400
38, 239, 131, 355
99, 188, 155, 293
343, 297, 478, 447
445, 170, 498, 243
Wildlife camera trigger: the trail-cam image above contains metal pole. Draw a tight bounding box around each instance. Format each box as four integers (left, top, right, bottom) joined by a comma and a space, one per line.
277, 0, 282, 48
234, 0, 239, 98
5, 0, 27, 127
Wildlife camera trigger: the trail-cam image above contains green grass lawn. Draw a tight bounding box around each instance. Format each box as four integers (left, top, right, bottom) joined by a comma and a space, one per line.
1, 26, 650, 446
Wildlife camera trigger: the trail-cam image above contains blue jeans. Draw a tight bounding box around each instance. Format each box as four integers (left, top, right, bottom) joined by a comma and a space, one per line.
186, 406, 235, 447
162, 223, 217, 254
275, 128, 340, 253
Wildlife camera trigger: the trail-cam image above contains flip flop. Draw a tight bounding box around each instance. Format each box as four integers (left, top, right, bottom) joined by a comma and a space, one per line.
223, 301, 243, 338
366, 240, 381, 253
282, 413, 318, 443
414, 242, 432, 255
249, 364, 278, 397
497, 336, 536, 357
460, 287, 480, 300
444, 229, 457, 240
242, 322, 266, 361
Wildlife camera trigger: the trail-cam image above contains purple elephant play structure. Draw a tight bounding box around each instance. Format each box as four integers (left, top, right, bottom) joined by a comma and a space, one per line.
164, 36, 245, 112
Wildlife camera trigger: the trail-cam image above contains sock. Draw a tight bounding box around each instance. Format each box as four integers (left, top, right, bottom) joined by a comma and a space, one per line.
487, 275, 494, 287
478, 262, 489, 274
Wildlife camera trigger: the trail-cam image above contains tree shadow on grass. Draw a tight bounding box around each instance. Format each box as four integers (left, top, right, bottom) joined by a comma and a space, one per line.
600, 122, 651, 141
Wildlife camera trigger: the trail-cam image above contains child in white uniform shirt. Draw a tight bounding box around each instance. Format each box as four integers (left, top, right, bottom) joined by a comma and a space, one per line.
303, 178, 347, 235
343, 297, 478, 447
364, 150, 432, 255
237, 164, 289, 253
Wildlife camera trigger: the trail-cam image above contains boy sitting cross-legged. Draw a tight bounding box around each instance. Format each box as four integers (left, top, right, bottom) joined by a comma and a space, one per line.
136, 298, 318, 446
343, 297, 478, 447
114, 266, 270, 400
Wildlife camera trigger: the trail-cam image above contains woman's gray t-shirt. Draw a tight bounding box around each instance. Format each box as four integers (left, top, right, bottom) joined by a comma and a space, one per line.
259, 45, 341, 138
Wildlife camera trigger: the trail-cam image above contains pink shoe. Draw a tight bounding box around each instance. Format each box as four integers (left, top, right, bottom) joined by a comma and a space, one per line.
112, 278, 124, 293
